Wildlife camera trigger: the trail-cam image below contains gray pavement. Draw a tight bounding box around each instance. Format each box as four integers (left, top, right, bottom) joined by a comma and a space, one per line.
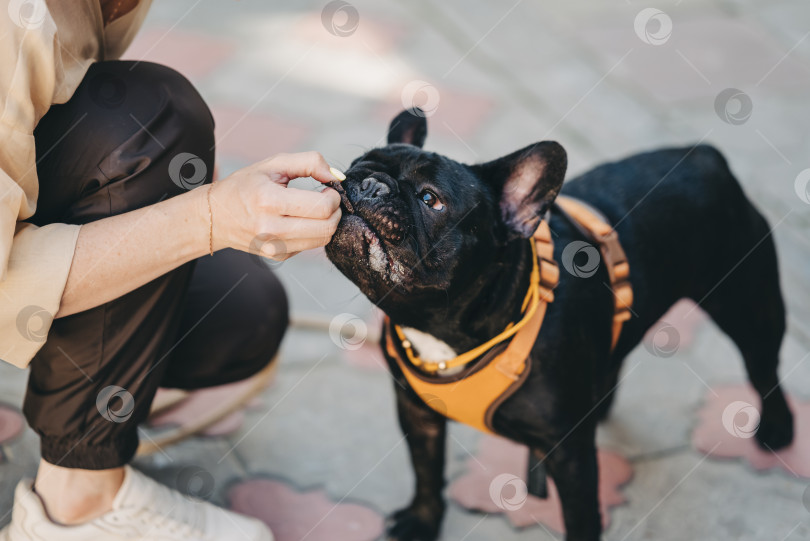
1, 1, 809, 539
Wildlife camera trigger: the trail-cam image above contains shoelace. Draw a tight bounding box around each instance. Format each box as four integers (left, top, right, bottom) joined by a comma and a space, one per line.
131, 508, 204, 538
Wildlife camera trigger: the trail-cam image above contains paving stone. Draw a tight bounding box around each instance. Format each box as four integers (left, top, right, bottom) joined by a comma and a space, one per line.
693, 384, 810, 478
593, 13, 809, 102
1, 2, 808, 539
228, 478, 384, 541
449, 436, 633, 533
609, 450, 808, 541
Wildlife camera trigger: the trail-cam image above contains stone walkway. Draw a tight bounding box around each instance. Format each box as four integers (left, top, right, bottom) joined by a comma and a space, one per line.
1, 1, 809, 539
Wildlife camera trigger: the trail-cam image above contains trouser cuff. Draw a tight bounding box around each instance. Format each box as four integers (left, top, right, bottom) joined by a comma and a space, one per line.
40, 431, 138, 470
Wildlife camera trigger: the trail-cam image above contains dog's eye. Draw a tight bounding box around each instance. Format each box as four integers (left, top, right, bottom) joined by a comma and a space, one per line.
418, 189, 445, 211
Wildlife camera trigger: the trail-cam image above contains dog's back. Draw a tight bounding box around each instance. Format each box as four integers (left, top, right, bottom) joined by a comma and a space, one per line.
546, 144, 791, 450
561, 144, 777, 342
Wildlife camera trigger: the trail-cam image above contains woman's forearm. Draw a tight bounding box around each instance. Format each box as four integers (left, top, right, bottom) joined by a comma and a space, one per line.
56, 152, 342, 318
56, 187, 209, 318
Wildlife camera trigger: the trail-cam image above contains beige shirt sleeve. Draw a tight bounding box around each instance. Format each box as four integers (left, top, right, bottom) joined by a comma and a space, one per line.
0, 9, 86, 369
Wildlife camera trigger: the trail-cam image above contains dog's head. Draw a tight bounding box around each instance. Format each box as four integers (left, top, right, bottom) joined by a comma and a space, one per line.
325, 109, 567, 317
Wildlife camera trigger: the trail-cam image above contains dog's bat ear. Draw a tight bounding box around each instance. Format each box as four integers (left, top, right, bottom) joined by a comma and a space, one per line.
387, 109, 427, 148
471, 141, 567, 239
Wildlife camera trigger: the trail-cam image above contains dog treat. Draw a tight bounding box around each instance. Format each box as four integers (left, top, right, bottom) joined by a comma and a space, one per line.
328, 166, 352, 213
331, 178, 354, 214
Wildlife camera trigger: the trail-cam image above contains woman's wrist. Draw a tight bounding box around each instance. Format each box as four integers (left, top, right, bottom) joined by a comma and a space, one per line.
59, 184, 218, 317
183, 184, 218, 258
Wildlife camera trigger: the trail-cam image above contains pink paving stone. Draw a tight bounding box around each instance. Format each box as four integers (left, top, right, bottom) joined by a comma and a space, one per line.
211, 106, 312, 163
376, 88, 495, 140
449, 436, 632, 533
228, 479, 384, 541
292, 12, 406, 55
122, 27, 235, 81
642, 298, 708, 352
692, 383, 810, 478
148, 375, 273, 438
0, 404, 24, 444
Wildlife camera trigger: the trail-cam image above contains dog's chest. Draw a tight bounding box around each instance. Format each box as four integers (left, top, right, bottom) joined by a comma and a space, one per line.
400, 327, 465, 376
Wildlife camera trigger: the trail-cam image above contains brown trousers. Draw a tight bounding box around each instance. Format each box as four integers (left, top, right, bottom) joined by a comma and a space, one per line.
24, 61, 288, 470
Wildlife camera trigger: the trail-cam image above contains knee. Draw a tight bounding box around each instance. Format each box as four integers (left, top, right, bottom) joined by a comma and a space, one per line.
87, 61, 216, 210
85, 61, 214, 133
162, 251, 289, 389
32, 61, 217, 225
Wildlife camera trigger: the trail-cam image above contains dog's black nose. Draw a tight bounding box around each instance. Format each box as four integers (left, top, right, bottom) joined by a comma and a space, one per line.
358, 176, 391, 200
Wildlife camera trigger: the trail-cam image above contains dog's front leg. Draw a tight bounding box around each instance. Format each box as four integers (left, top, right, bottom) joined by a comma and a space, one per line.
544, 437, 602, 541
387, 382, 447, 541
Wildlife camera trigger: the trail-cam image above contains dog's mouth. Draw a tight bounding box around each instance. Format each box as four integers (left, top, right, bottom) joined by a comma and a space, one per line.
332, 181, 403, 270
326, 208, 411, 299
354, 215, 399, 275
325, 174, 415, 298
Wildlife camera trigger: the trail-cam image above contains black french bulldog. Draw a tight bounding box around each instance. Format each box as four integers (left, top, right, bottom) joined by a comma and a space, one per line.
325, 109, 794, 541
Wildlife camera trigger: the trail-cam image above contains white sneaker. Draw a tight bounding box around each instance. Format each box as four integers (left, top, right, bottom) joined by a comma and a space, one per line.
0, 466, 273, 541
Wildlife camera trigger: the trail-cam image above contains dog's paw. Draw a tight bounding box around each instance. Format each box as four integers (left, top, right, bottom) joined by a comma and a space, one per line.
385, 505, 443, 541
756, 402, 794, 451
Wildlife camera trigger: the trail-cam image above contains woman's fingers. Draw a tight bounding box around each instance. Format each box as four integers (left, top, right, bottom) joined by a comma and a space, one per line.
259, 151, 344, 185
254, 237, 333, 260
262, 183, 340, 219
215, 150, 348, 257
261, 208, 341, 241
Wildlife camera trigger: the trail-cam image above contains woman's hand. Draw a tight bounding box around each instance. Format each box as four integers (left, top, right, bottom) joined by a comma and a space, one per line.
209, 151, 343, 261
59, 151, 343, 317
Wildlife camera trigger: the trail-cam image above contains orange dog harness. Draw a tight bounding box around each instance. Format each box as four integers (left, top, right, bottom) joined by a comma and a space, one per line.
383, 196, 633, 434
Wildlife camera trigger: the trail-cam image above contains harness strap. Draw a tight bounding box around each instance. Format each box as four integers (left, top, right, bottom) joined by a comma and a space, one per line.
555, 196, 633, 350
393, 222, 558, 374
386, 221, 558, 434
385, 196, 633, 435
